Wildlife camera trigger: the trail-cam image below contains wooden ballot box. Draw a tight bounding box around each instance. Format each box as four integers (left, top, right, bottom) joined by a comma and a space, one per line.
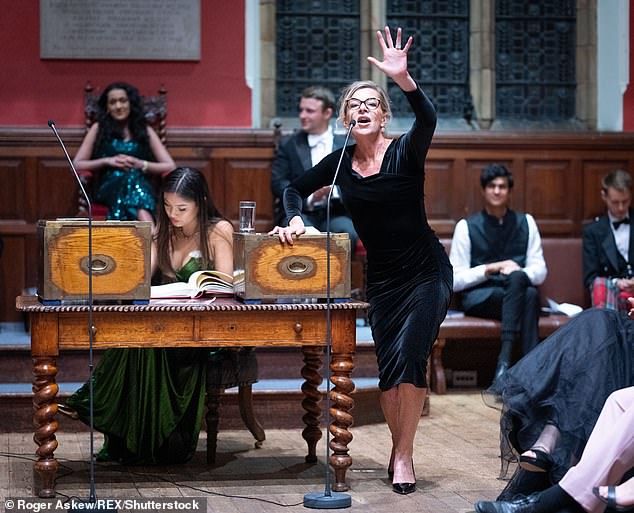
233, 232, 351, 301
37, 219, 151, 304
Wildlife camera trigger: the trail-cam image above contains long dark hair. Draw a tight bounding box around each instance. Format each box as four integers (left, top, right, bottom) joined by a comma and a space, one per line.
154, 167, 229, 276
92, 81, 151, 158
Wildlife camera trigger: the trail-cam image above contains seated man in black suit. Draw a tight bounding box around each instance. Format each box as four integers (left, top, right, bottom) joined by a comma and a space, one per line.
449, 164, 548, 383
583, 169, 634, 311
270, 85, 358, 251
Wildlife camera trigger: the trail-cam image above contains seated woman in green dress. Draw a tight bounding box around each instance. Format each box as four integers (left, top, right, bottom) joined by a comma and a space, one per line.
64, 167, 234, 464
73, 81, 175, 222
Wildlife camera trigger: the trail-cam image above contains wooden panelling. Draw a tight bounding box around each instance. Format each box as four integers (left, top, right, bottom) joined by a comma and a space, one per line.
222, 159, 274, 232
37, 159, 81, 220
524, 160, 576, 234
1, 128, 634, 323
0, 159, 26, 220
582, 160, 631, 220
1, 234, 27, 322
425, 160, 453, 219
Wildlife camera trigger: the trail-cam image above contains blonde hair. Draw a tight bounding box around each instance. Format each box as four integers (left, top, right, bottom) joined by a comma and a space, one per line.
337, 80, 392, 128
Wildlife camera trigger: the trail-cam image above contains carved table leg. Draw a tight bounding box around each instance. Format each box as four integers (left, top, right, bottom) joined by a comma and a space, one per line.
329, 352, 354, 492
206, 388, 222, 464
300, 346, 323, 463
32, 357, 60, 498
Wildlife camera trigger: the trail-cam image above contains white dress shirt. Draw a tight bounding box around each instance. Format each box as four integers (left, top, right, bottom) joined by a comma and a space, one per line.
306, 127, 337, 207
307, 127, 334, 166
608, 213, 630, 261
449, 213, 548, 293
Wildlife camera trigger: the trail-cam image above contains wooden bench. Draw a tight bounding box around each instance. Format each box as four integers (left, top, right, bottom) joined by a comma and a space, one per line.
430, 238, 589, 394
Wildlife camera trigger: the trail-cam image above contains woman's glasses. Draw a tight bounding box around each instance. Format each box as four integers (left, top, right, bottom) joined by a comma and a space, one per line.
347, 97, 381, 111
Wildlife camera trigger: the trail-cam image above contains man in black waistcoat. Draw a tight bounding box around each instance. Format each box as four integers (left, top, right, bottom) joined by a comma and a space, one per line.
270, 85, 358, 250
583, 169, 634, 311
449, 164, 548, 383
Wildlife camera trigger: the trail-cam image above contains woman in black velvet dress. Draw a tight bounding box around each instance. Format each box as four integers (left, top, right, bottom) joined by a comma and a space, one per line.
271, 26, 452, 494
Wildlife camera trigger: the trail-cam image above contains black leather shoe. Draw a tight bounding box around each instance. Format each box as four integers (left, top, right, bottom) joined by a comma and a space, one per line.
474, 493, 542, 513
392, 482, 416, 495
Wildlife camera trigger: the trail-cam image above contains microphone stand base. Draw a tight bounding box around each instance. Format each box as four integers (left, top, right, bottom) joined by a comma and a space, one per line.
303, 491, 351, 509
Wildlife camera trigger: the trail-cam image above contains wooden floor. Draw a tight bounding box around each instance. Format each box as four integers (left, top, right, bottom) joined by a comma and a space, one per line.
0, 390, 507, 513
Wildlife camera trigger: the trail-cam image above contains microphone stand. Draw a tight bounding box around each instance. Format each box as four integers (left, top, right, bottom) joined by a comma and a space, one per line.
48, 121, 117, 513
304, 120, 355, 510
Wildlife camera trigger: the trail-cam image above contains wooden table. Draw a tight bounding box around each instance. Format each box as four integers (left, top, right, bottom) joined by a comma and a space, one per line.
16, 295, 367, 498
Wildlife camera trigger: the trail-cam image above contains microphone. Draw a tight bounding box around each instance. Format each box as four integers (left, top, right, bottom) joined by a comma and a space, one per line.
304, 119, 355, 509
48, 122, 114, 512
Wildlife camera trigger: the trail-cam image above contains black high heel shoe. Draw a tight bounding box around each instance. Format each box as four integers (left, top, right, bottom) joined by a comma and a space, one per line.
519, 448, 553, 473
592, 486, 634, 512
392, 459, 416, 495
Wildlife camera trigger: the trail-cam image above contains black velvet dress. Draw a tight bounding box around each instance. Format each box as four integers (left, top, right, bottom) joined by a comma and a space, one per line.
284, 85, 453, 391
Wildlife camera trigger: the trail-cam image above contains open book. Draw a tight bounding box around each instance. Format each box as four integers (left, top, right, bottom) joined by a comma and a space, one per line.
150, 270, 234, 299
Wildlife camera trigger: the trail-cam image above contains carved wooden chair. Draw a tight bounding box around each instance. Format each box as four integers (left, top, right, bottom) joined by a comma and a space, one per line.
84, 81, 168, 142
78, 82, 168, 218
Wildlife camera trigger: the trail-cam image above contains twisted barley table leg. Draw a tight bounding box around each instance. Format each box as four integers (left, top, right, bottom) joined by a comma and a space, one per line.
32, 357, 60, 498
329, 353, 355, 492
301, 346, 323, 463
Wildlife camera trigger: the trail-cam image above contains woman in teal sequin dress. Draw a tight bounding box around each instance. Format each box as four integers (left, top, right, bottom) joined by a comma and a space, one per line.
73, 82, 175, 221
65, 167, 234, 464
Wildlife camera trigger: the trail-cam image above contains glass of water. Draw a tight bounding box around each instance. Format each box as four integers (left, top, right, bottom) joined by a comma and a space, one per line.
239, 201, 256, 233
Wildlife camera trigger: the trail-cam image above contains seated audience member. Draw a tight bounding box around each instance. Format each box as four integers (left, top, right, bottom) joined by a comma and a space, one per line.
475, 386, 634, 513
583, 169, 634, 311
449, 163, 547, 383
482, 299, 634, 502
270, 85, 359, 250
73, 81, 175, 222
62, 167, 233, 464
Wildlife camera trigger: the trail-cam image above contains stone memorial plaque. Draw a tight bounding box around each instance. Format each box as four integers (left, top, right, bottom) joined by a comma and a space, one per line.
40, 0, 200, 60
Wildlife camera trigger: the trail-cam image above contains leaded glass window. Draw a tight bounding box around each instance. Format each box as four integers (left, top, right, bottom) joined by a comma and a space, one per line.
495, 0, 576, 120
387, 0, 470, 118
276, 0, 360, 117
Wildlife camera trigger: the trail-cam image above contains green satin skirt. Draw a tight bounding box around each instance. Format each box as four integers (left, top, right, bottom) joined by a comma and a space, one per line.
66, 348, 207, 465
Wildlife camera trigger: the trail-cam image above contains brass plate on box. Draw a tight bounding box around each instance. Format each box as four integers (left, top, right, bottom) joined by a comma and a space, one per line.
278, 255, 317, 279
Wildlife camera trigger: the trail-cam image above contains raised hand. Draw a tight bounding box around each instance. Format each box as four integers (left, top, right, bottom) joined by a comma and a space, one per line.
367, 27, 415, 91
